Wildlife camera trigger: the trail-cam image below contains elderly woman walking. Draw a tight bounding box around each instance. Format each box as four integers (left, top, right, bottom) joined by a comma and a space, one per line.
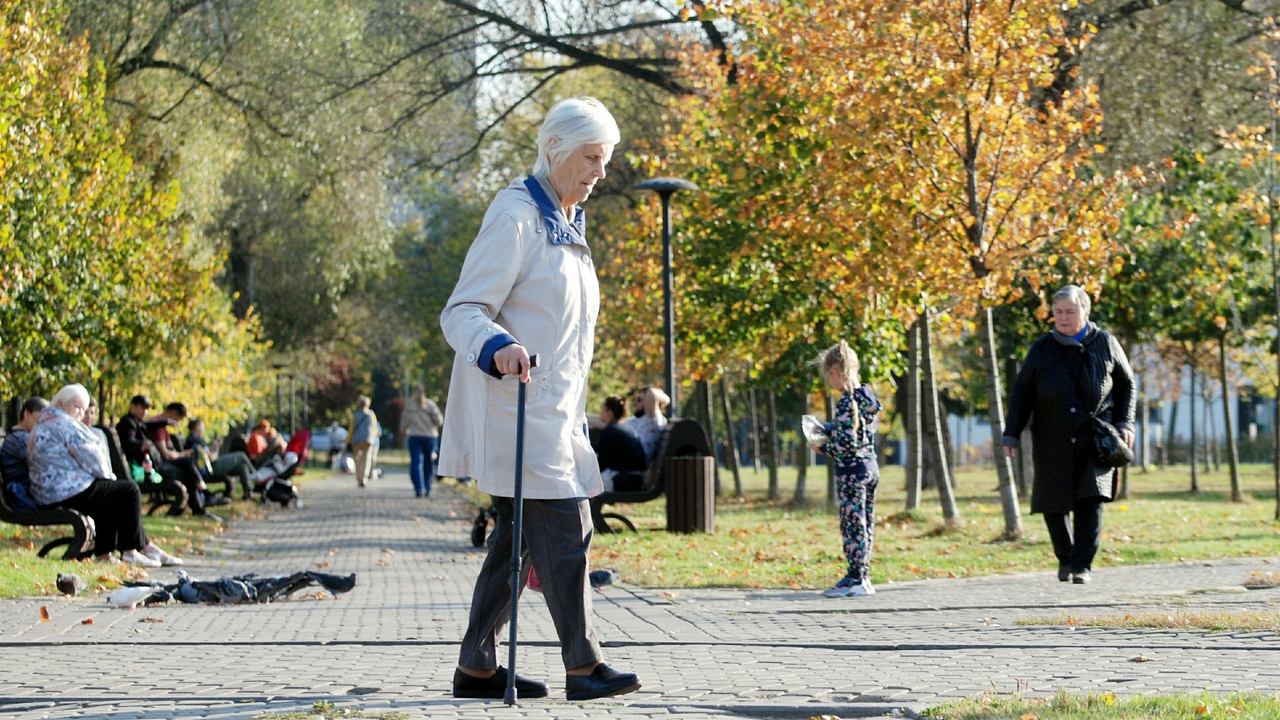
1002, 285, 1135, 585
28, 384, 182, 567
440, 97, 640, 702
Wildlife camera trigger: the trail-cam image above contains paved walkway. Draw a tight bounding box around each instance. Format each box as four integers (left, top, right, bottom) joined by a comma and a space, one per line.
4, 470, 1280, 719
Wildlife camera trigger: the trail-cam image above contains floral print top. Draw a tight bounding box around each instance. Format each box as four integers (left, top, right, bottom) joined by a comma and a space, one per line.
824, 385, 882, 467
27, 407, 112, 506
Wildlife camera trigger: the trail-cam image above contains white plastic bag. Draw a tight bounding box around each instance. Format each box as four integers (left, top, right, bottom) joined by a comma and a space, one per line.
801, 414, 828, 448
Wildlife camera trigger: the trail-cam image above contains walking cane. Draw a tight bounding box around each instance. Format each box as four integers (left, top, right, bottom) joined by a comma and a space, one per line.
505, 353, 538, 706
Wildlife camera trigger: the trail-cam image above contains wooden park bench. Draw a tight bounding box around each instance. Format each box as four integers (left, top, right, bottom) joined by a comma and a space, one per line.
0, 462, 95, 561
590, 418, 712, 534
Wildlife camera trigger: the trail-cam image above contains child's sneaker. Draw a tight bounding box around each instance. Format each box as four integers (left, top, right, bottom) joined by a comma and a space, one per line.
822, 577, 856, 598
860, 579, 875, 595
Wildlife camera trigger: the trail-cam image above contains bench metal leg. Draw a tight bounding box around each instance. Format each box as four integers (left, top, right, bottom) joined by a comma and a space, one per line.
600, 512, 637, 533
37, 537, 73, 559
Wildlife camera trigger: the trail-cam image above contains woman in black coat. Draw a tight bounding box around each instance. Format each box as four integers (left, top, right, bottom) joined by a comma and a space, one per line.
1002, 285, 1136, 585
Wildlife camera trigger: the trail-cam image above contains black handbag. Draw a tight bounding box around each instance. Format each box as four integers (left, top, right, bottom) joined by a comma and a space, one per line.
1064, 346, 1133, 470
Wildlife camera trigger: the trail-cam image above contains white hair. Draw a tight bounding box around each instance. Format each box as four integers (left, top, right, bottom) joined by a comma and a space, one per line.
1052, 285, 1092, 316
533, 97, 621, 176
51, 384, 91, 410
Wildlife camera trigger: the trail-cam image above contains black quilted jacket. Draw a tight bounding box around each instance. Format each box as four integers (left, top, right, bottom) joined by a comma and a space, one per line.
1003, 323, 1135, 514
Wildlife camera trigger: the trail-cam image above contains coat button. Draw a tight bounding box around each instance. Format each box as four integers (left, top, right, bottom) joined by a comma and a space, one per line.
1070, 408, 1077, 413
466, 353, 476, 364
1071, 438, 1077, 443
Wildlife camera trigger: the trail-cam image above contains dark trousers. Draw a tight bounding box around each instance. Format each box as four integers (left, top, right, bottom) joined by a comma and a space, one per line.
57, 479, 148, 555
155, 458, 204, 514
1043, 498, 1104, 573
459, 496, 603, 672
407, 436, 438, 496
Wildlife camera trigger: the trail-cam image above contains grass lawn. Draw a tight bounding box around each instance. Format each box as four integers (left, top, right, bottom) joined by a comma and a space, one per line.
585, 462, 1280, 589
920, 690, 1280, 719
0, 498, 266, 599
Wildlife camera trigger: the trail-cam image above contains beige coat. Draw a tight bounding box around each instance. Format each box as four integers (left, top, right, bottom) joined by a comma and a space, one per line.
438, 178, 602, 500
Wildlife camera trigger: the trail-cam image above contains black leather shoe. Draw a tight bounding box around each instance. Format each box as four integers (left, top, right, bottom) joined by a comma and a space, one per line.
452, 667, 548, 699
565, 663, 641, 701
1058, 564, 1070, 582
1072, 570, 1092, 584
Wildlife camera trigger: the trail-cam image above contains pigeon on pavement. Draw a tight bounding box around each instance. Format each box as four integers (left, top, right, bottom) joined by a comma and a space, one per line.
56, 573, 87, 597
106, 586, 155, 609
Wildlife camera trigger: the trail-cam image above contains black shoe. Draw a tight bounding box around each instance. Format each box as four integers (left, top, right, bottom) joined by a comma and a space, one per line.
565, 664, 641, 701
1072, 570, 1091, 584
452, 667, 548, 699
206, 494, 232, 507
1058, 564, 1070, 582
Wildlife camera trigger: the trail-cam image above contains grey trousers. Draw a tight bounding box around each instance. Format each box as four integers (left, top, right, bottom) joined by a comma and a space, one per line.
458, 496, 603, 672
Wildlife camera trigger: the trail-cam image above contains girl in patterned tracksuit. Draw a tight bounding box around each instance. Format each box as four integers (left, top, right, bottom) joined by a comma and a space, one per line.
819, 341, 882, 598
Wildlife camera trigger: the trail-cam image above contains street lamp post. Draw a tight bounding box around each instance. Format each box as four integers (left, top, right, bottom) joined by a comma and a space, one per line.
635, 177, 698, 418
272, 363, 286, 429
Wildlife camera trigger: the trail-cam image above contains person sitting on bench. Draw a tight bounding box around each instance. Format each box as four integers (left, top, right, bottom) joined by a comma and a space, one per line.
626, 386, 669, 464
247, 419, 286, 468
29, 384, 182, 567
149, 402, 230, 510
0, 397, 49, 512
592, 396, 647, 492
186, 419, 256, 500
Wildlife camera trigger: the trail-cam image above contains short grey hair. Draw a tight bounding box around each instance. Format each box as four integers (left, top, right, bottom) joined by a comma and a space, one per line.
533, 97, 621, 176
1052, 285, 1092, 316
51, 384, 90, 411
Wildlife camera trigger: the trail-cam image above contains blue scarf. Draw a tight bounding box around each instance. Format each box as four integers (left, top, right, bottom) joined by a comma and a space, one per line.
523, 175, 588, 248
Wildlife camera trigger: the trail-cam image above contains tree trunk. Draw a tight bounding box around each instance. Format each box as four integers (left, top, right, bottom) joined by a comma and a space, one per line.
905, 319, 923, 511
1138, 373, 1151, 473
749, 389, 762, 472
697, 380, 722, 495
718, 377, 743, 497
794, 392, 809, 506
980, 307, 1022, 539
1220, 335, 1244, 503
1020, 424, 1035, 495
1119, 464, 1129, 500
1201, 372, 1214, 473
1190, 367, 1199, 492
1166, 397, 1179, 471
765, 388, 779, 500
940, 411, 957, 483
921, 315, 961, 525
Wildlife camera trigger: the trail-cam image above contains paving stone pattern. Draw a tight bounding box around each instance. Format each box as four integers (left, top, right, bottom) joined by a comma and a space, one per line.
3, 470, 1280, 719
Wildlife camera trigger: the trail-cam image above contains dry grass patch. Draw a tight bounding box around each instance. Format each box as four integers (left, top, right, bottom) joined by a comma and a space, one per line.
922, 690, 1280, 719
1017, 608, 1280, 633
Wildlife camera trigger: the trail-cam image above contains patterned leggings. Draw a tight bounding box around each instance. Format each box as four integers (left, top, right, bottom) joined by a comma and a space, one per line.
836, 460, 879, 583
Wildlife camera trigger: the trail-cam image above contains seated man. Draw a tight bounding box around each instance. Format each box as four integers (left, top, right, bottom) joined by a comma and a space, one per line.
0, 397, 50, 511
247, 420, 286, 468
117, 394, 189, 514
149, 403, 230, 511
186, 419, 255, 500
592, 396, 647, 493
626, 386, 670, 465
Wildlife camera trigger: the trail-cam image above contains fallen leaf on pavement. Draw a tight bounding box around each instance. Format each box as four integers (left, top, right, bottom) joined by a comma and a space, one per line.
38, 606, 50, 622
1132, 655, 1154, 663
315, 562, 330, 569
139, 617, 164, 623
80, 618, 93, 625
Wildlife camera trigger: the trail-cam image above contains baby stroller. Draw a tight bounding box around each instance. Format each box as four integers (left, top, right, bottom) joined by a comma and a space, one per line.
250, 452, 304, 509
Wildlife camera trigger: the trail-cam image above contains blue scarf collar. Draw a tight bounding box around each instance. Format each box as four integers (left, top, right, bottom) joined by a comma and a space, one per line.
523, 175, 587, 248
